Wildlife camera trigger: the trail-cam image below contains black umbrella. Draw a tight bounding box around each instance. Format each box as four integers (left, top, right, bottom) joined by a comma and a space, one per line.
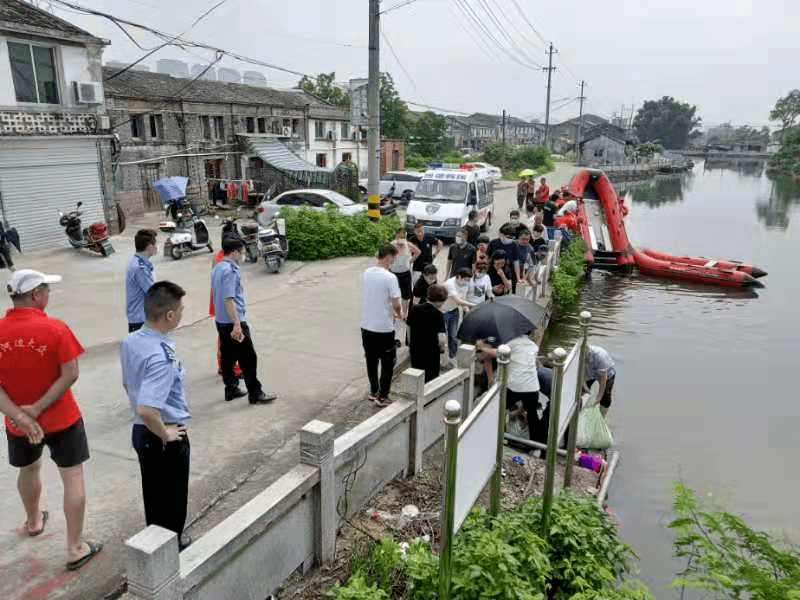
457, 295, 547, 344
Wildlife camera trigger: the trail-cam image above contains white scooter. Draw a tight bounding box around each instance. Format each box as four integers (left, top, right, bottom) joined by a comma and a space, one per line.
159, 199, 213, 260
258, 218, 288, 273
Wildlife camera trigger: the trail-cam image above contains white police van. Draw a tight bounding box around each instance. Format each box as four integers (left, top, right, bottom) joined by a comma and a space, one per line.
405, 164, 495, 241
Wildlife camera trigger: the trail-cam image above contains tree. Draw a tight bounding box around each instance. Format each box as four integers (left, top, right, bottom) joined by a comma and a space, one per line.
408, 111, 448, 157
770, 89, 800, 141
379, 72, 409, 140
633, 96, 702, 149
297, 72, 349, 107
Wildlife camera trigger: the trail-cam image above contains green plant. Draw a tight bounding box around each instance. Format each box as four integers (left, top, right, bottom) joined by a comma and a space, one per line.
484, 143, 553, 176
551, 239, 587, 314
281, 206, 401, 261
370, 537, 404, 592
325, 572, 389, 600
668, 482, 800, 599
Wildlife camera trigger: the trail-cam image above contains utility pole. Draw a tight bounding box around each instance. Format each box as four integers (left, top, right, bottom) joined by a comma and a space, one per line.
542, 42, 557, 148
575, 80, 586, 164
366, 0, 380, 222
502, 110, 506, 145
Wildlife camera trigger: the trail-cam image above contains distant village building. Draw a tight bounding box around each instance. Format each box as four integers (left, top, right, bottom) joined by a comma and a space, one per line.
578, 123, 635, 166
445, 112, 543, 151
549, 113, 610, 155
0, 0, 116, 250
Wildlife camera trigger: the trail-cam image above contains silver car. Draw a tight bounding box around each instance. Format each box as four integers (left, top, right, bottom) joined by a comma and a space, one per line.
256, 189, 366, 226
359, 171, 424, 204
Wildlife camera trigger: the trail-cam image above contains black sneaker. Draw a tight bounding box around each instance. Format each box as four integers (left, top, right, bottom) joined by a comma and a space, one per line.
249, 391, 277, 404
224, 387, 247, 401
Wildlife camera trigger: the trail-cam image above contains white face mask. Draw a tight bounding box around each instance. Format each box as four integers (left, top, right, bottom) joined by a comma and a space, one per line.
510, 218, 519, 224
455, 237, 466, 246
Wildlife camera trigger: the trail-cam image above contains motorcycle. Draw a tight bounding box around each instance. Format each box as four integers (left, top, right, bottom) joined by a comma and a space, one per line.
258, 217, 288, 273
58, 201, 114, 256
221, 213, 259, 263
159, 198, 213, 260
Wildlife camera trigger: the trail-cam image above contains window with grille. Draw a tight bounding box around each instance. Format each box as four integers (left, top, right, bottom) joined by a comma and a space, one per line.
316, 153, 327, 167
7, 41, 60, 104
315, 121, 325, 139
131, 115, 145, 139
149, 114, 163, 139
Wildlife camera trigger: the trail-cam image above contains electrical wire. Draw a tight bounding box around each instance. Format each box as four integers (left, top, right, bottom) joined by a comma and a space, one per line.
381, 30, 418, 95
448, 0, 507, 64
380, 0, 420, 14
509, 0, 548, 47
473, 0, 543, 68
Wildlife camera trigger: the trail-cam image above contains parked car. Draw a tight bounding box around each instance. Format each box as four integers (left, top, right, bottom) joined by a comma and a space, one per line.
358, 171, 424, 204
466, 162, 502, 181
256, 189, 366, 226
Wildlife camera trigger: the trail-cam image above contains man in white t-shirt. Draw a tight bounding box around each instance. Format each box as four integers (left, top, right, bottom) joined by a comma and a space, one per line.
361, 244, 404, 406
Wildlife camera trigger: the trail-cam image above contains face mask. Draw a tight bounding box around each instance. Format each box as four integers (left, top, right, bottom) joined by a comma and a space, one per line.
502, 237, 513, 244
510, 218, 519, 224
455, 237, 466, 246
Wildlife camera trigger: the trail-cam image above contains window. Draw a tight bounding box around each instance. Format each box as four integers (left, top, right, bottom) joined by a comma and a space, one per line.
342, 152, 352, 162
316, 153, 327, 167
292, 119, 300, 135
213, 116, 225, 140
276, 193, 301, 206
149, 114, 163, 139
341, 122, 349, 139
201, 116, 212, 140
245, 117, 255, 133
594, 148, 604, 157
131, 115, 144, 139
315, 121, 325, 139
7, 41, 59, 104
257, 117, 266, 133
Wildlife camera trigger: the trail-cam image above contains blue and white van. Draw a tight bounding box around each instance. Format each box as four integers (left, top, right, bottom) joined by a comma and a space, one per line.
405, 165, 495, 241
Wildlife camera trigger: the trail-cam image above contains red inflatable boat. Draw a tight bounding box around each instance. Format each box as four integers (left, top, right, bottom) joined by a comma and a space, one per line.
632, 249, 763, 288
640, 248, 767, 278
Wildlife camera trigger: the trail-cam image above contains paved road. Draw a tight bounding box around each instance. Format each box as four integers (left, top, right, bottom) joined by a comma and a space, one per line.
1, 162, 579, 600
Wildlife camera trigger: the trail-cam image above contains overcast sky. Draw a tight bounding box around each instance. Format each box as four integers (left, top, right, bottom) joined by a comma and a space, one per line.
56, 0, 799, 129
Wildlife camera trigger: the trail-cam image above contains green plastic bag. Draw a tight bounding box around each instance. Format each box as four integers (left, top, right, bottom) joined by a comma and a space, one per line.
576, 404, 614, 450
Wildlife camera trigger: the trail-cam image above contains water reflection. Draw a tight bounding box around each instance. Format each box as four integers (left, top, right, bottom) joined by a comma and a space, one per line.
703, 157, 765, 177
619, 174, 692, 207
757, 174, 800, 230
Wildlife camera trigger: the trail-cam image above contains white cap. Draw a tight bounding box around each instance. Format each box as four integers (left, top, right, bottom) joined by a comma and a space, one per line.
6, 269, 62, 296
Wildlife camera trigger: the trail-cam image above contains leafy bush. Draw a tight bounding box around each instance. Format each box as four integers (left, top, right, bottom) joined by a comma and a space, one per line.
325, 572, 388, 600
281, 206, 401, 261
551, 238, 587, 314
484, 142, 553, 176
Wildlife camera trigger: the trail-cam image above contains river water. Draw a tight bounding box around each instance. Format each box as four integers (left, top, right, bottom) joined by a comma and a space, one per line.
543, 160, 800, 597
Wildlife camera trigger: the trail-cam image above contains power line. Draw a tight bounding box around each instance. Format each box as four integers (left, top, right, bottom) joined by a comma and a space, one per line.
448, 0, 507, 64
380, 30, 418, 95
380, 0, 420, 14
473, 0, 543, 68
509, 0, 547, 47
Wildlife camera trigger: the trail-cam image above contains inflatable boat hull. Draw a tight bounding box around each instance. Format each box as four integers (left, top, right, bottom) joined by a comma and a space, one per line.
633, 249, 763, 288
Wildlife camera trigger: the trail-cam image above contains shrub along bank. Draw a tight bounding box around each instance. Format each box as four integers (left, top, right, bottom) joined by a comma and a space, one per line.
551, 238, 588, 315
281, 206, 401, 261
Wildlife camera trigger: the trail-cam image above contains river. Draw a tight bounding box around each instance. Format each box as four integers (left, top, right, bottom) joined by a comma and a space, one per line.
543, 159, 800, 597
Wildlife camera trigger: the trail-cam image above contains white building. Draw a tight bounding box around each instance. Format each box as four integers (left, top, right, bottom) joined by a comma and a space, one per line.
0, 0, 114, 250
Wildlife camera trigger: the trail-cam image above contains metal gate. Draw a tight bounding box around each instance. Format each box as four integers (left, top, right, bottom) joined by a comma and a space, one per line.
139, 163, 162, 210
0, 138, 105, 251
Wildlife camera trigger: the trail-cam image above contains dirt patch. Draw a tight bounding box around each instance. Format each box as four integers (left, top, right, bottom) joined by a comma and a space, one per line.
278, 444, 602, 600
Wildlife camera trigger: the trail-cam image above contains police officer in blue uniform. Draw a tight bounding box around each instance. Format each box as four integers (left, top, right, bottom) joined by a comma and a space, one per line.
120, 281, 192, 550
211, 237, 275, 404
125, 229, 157, 333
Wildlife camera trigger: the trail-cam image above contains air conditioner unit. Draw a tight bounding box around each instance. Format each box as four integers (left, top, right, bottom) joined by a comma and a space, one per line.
73, 81, 103, 104
282, 126, 291, 136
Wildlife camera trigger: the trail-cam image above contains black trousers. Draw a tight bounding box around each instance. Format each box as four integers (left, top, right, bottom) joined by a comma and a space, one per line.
506, 389, 549, 445
361, 329, 396, 397
128, 322, 143, 333
132, 424, 190, 537
586, 373, 615, 408
216, 321, 262, 398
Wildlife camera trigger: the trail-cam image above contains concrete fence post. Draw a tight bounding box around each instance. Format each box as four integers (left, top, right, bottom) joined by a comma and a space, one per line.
456, 344, 476, 416
300, 420, 337, 565
397, 368, 425, 476
125, 525, 181, 600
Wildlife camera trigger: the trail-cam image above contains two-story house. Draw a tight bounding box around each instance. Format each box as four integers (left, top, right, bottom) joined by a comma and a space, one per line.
0, 0, 114, 251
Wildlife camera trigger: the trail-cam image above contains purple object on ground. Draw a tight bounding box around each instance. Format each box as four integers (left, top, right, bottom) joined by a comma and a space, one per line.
577, 453, 603, 472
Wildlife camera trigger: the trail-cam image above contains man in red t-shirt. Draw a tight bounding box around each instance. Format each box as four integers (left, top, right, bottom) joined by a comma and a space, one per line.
536, 177, 550, 205
0, 270, 102, 571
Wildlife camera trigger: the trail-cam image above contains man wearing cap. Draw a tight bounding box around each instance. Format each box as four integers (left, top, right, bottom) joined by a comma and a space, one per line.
120, 281, 192, 550
126, 229, 157, 333
0, 270, 102, 570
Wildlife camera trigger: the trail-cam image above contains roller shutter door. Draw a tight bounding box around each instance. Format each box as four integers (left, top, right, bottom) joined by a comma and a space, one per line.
0, 138, 105, 251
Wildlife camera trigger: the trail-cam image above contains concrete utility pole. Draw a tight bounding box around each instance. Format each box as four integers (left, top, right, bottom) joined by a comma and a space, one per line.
502, 109, 506, 145
366, 0, 380, 222
542, 42, 557, 148
575, 80, 586, 164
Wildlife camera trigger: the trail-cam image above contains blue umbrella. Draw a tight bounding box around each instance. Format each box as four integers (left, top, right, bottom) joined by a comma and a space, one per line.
152, 176, 189, 202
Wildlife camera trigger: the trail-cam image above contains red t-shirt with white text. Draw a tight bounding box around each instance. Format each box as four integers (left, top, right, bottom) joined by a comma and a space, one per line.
0, 308, 84, 436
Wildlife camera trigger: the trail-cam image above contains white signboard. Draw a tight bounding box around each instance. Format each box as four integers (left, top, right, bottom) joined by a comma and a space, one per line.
453, 385, 500, 533
349, 79, 368, 128
557, 341, 581, 442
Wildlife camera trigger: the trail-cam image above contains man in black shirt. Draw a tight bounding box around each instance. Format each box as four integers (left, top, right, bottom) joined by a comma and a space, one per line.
542, 196, 558, 227
487, 224, 520, 291
408, 223, 442, 283
446, 229, 476, 278
411, 264, 438, 305
406, 284, 448, 382
463, 210, 480, 246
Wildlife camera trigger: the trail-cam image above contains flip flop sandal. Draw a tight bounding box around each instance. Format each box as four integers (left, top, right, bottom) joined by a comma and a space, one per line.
26, 510, 48, 537
368, 392, 380, 403
66, 541, 103, 571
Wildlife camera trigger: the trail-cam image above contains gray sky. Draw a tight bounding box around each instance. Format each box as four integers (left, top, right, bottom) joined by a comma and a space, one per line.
59, 0, 799, 129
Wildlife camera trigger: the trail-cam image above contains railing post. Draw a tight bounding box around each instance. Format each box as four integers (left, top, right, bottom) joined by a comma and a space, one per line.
439, 399, 462, 600
564, 311, 592, 488
300, 420, 337, 564
490, 344, 511, 516
398, 368, 426, 476
456, 344, 476, 415
125, 525, 181, 600
541, 347, 567, 540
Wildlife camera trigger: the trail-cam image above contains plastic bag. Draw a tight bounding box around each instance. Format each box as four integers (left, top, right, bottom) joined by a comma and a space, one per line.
576, 404, 614, 449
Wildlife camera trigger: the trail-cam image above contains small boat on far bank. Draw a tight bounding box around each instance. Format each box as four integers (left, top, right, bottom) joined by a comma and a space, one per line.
632, 249, 764, 288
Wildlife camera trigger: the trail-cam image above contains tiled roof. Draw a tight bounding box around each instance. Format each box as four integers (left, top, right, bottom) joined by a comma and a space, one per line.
579, 123, 633, 144
0, 0, 101, 41
102, 67, 346, 118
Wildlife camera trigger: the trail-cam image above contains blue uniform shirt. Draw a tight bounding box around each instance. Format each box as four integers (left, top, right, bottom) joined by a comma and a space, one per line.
211, 258, 246, 324
120, 328, 190, 425
126, 254, 154, 323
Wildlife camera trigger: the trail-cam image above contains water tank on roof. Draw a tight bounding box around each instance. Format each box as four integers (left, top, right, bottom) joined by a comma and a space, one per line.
191, 64, 217, 81
157, 59, 189, 78
243, 71, 267, 87
217, 68, 241, 83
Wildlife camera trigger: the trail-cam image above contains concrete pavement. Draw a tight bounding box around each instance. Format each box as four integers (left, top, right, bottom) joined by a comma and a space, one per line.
1, 162, 579, 600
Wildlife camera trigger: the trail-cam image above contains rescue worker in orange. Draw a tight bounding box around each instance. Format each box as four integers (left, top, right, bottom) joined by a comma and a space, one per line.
535, 177, 550, 205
